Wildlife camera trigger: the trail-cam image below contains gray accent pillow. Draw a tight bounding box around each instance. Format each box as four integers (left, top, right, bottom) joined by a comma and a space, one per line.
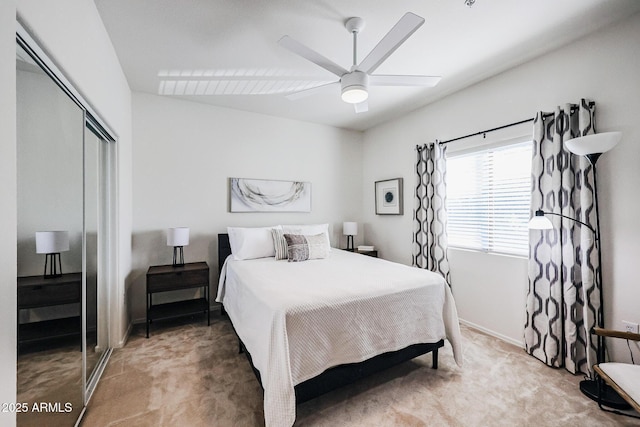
283, 233, 329, 262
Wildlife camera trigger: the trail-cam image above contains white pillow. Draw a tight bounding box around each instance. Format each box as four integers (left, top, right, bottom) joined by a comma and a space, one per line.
227, 226, 281, 260
281, 223, 331, 251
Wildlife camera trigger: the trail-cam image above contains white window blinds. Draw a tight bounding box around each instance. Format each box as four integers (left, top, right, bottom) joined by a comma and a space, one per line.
446, 140, 532, 256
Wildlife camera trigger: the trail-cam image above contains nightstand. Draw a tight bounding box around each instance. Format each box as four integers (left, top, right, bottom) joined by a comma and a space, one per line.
17, 273, 82, 347
146, 262, 210, 338
356, 249, 378, 258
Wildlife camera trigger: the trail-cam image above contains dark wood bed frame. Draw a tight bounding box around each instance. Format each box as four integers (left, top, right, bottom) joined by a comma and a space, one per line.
217, 233, 444, 404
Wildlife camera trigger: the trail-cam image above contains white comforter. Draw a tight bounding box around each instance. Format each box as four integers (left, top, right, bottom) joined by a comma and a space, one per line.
216, 249, 462, 427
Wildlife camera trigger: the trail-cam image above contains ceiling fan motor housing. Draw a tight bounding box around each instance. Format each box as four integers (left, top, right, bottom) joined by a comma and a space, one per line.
345, 17, 365, 34
341, 71, 369, 103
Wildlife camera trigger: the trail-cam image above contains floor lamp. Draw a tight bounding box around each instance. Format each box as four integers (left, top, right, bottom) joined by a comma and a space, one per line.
529, 131, 623, 408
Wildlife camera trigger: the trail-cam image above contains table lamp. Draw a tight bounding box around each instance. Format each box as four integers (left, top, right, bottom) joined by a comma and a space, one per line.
167, 227, 189, 266
343, 222, 358, 251
36, 230, 69, 278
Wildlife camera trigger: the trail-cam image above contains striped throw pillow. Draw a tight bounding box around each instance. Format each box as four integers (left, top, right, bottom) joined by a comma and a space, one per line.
271, 228, 288, 260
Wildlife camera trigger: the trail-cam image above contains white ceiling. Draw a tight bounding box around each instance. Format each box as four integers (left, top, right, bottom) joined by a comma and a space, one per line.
95, 0, 640, 131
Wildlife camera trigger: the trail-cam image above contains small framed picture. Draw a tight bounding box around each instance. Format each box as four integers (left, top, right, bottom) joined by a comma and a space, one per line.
375, 178, 403, 215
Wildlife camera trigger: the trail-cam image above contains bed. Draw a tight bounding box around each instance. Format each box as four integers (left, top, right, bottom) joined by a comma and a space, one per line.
216, 231, 462, 427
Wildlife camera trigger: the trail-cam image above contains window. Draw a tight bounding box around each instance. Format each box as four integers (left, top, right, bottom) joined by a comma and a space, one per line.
446, 140, 532, 256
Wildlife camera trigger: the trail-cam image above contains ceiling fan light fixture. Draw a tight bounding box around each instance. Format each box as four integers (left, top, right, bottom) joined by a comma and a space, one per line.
342, 87, 368, 104
341, 71, 369, 104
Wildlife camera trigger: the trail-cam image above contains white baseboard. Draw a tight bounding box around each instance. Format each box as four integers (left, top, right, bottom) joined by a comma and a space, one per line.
116, 321, 133, 348
459, 318, 524, 349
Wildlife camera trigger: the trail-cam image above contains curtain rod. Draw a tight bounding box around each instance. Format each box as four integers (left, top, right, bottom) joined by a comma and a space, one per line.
438, 118, 533, 145
436, 101, 594, 146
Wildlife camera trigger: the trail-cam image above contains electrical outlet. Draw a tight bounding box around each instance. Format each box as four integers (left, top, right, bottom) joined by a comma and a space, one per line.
622, 321, 639, 334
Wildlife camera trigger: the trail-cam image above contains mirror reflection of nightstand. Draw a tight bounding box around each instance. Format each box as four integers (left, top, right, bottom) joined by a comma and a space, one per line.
17, 272, 82, 349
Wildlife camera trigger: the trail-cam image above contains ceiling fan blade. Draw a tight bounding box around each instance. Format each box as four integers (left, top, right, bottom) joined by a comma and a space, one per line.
354, 101, 368, 113
370, 74, 441, 87
285, 81, 338, 100
278, 36, 348, 78
357, 12, 425, 74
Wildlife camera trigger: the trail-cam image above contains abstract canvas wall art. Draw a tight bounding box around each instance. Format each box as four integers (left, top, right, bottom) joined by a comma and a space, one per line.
229, 178, 311, 212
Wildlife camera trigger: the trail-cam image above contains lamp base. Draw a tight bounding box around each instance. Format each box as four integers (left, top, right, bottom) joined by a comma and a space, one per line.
43, 253, 63, 278
580, 379, 630, 410
172, 246, 185, 267
346, 235, 355, 251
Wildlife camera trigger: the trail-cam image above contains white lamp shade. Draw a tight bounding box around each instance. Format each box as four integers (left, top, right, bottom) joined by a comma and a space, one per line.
35, 231, 69, 254
528, 215, 553, 230
564, 132, 621, 156
343, 222, 358, 236
167, 227, 190, 247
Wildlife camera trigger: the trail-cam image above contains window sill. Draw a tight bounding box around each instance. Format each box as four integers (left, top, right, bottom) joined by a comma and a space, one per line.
448, 246, 527, 260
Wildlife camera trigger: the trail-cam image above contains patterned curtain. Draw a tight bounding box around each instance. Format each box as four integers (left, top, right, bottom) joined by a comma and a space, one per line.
413, 142, 450, 284
525, 99, 599, 376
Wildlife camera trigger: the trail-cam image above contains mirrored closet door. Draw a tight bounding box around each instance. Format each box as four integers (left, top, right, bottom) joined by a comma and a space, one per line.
16, 28, 115, 426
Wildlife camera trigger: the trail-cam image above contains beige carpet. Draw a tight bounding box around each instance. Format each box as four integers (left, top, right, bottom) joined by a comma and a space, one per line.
17, 343, 84, 427
79, 315, 640, 427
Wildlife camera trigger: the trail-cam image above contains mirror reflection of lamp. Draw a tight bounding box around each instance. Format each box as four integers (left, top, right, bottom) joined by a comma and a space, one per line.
167, 227, 189, 267
35, 231, 70, 278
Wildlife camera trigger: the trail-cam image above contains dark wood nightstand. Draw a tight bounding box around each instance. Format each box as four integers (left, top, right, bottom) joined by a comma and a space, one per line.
146, 262, 210, 338
356, 249, 378, 258
17, 273, 82, 347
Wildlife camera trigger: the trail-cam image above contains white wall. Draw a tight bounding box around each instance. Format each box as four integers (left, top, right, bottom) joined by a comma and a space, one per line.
130, 93, 363, 322
16, 0, 133, 347
0, 2, 18, 426
363, 12, 640, 359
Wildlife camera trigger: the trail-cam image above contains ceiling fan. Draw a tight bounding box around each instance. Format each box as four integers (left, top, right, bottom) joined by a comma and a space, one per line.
278, 12, 441, 113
